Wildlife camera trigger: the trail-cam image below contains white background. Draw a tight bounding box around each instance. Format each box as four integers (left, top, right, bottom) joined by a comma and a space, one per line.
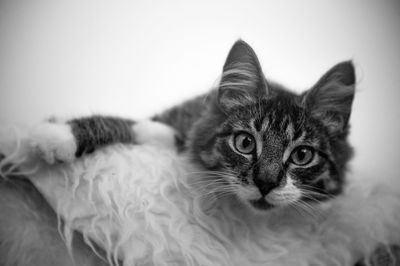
0, 0, 399, 177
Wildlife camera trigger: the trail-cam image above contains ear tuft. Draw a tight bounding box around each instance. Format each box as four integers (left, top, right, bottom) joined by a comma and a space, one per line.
223, 40, 263, 74
316, 61, 355, 87
335, 61, 355, 86
303, 61, 356, 134
218, 40, 268, 112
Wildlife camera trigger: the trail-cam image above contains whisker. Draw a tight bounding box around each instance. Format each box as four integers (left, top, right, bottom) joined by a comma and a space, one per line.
197, 188, 237, 203
299, 185, 335, 200
299, 199, 324, 220
287, 201, 309, 219
299, 184, 335, 196
300, 195, 323, 204
293, 202, 319, 220
190, 180, 236, 190
189, 170, 238, 176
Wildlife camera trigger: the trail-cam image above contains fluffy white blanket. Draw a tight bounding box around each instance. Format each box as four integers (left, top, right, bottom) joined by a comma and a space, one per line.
0, 125, 400, 266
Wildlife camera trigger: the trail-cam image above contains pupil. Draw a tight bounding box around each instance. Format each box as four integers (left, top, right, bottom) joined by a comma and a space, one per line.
298, 149, 306, 160
242, 137, 251, 148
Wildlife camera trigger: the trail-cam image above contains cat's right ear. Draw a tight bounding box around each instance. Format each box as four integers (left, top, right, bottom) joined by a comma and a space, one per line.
217, 40, 269, 112
302, 61, 356, 134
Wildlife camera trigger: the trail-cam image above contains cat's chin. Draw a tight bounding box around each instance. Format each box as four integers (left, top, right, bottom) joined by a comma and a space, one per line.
249, 198, 274, 211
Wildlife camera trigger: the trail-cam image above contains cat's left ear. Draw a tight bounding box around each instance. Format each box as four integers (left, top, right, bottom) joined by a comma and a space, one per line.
217, 40, 269, 112
302, 61, 356, 134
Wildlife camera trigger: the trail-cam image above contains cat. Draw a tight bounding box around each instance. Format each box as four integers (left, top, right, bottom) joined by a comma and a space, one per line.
22, 40, 400, 265
30, 40, 355, 213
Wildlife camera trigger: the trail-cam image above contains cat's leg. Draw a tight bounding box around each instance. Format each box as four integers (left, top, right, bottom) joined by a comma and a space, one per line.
29, 116, 177, 164
29, 122, 77, 164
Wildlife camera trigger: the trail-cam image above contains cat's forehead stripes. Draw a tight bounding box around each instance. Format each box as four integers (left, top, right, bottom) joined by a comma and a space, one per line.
282, 132, 307, 162
252, 116, 270, 133
284, 119, 295, 140
247, 118, 264, 157
230, 120, 252, 131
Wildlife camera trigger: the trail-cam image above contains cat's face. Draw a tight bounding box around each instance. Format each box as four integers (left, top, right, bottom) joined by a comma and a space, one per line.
190, 40, 355, 212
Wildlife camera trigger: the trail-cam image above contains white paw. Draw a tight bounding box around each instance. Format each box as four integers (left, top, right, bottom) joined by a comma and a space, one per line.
132, 120, 177, 149
29, 122, 77, 164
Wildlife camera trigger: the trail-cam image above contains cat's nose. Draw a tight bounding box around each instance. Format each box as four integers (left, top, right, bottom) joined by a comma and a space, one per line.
253, 162, 283, 196
254, 178, 279, 196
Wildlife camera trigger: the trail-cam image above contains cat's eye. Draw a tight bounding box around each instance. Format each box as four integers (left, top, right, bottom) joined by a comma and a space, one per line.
234, 133, 256, 154
290, 146, 314, 166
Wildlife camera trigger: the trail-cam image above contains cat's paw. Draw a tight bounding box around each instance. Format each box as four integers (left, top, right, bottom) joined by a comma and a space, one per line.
29, 122, 77, 164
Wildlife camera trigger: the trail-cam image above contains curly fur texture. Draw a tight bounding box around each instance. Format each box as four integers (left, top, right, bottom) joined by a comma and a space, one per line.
1, 126, 400, 266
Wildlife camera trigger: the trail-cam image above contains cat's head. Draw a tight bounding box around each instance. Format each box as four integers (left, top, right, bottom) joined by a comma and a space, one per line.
190, 40, 355, 212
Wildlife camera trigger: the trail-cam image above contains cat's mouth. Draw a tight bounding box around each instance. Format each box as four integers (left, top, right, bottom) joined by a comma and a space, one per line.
249, 198, 274, 210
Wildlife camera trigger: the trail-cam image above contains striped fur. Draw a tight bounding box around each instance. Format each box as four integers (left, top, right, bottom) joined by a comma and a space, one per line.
6, 39, 383, 266
68, 115, 136, 157
30, 40, 355, 213
189, 40, 355, 211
